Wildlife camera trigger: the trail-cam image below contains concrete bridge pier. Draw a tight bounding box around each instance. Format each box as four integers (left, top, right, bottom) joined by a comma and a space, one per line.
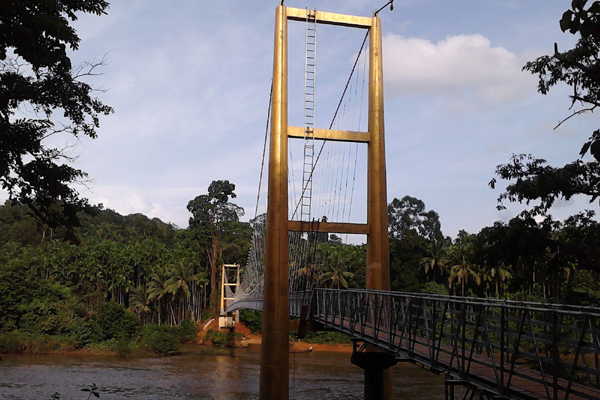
351, 341, 397, 400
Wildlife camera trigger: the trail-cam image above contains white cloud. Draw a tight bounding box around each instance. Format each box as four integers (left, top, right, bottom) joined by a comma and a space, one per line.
383, 33, 536, 108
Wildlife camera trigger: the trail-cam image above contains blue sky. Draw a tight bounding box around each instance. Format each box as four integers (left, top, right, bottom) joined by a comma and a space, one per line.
6, 1, 599, 238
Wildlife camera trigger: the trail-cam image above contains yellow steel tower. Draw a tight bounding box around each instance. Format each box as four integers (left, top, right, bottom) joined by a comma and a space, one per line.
261, 5, 392, 399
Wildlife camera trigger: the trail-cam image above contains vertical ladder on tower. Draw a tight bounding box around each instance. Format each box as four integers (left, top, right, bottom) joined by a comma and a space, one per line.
301, 8, 317, 223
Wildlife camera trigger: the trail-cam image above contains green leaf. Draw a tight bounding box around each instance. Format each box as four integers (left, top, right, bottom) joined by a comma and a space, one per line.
572, 0, 586, 11
560, 10, 574, 32
570, 16, 581, 34
590, 1, 600, 13
580, 141, 591, 157
581, 19, 594, 36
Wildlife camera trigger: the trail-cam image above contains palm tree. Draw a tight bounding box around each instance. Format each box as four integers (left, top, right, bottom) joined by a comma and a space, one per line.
165, 261, 199, 322
481, 263, 513, 297
128, 285, 151, 323
420, 241, 448, 283
448, 245, 481, 296
147, 266, 171, 325
319, 251, 354, 289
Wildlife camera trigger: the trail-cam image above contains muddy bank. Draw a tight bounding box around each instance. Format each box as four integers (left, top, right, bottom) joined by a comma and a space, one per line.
245, 334, 352, 353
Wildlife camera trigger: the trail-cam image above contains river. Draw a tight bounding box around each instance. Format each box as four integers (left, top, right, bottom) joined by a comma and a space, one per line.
0, 345, 447, 399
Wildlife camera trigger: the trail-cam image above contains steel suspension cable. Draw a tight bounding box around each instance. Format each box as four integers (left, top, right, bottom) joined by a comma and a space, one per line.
291, 30, 370, 220
344, 53, 368, 242
254, 79, 273, 220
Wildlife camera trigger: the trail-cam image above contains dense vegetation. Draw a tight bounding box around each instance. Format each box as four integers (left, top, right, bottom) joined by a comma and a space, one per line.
2, 1, 600, 356
387, 196, 600, 306
0, 180, 253, 352
2, 186, 600, 354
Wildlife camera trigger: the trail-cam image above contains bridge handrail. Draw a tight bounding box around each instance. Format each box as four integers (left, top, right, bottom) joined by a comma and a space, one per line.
312, 288, 600, 317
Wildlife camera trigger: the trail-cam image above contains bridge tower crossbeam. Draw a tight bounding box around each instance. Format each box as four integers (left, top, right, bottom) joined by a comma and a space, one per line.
218, 263, 240, 329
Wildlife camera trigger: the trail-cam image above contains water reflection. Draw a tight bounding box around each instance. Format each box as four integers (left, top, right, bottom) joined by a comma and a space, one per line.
0, 346, 445, 399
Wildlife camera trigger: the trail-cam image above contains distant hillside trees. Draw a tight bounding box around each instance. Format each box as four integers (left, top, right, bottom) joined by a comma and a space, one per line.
0, 184, 253, 335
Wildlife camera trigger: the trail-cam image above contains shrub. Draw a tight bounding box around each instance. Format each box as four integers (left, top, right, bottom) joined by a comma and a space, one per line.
55, 336, 79, 351
304, 331, 350, 344
565, 270, 600, 307
30, 335, 62, 353
95, 301, 140, 341
112, 339, 132, 357
67, 317, 94, 348
140, 323, 160, 340
177, 320, 198, 343
205, 328, 228, 347
0, 332, 79, 353
230, 331, 243, 340
0, 331, 31, 354
239, 309, 262, 333
421, 281, 448, 295
145, 331, 181, 356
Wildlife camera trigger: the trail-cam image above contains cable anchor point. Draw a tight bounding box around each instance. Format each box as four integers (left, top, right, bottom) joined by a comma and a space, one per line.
375, 0, 395, 16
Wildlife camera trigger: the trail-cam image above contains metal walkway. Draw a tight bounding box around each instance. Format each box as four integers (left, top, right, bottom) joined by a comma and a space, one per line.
306, 289, 600, 400
229, 288, 600, 399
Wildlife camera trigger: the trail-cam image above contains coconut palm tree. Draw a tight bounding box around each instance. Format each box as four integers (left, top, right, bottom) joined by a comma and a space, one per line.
420, 241, 449, 283
319, 251, 354, 289
128, 285, 151, 323
147, 266, 171, 325
448, 245, 481, 296
481, 263, 513, 297
165, 261, 199, 322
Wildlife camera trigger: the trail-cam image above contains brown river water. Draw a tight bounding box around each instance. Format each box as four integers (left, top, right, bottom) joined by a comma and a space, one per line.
0, 345, 447, 399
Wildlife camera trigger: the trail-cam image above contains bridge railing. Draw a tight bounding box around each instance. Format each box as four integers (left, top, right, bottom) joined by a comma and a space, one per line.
312, 288, 600, 400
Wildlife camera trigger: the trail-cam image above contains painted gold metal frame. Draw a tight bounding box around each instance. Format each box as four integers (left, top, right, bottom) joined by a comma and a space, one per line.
260, 6, 390, 399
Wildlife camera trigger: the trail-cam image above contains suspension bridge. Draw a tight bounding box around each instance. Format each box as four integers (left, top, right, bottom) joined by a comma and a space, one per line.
220, 4, 600, 400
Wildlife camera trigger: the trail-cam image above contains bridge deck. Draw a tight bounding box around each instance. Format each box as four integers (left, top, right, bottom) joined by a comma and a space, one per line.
310, 289, 600, 400
318, 314, 598, 400
228, 289, 600, 399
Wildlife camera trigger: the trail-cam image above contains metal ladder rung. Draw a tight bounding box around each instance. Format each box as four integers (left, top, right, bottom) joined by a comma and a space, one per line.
301, 9, 317, 223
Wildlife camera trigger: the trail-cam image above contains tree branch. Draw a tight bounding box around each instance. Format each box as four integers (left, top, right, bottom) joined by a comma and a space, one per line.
554, 105, 597, 130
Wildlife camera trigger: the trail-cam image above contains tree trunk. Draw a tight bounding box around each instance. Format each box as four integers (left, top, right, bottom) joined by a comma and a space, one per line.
208, 232, 222, 314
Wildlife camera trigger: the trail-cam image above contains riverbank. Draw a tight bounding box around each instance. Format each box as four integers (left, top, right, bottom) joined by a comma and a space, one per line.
245, 333, 352, 353
0, 317, 352, 357
0, 335, 351, 358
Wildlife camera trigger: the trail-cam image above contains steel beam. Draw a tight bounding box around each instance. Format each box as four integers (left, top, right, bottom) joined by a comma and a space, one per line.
286, 7, 372, 29
287, 126, 370, 143
288, 220, 369, 234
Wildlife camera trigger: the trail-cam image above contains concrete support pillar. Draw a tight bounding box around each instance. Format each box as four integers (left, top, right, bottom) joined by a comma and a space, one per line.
259, 5, 290, 400
352, 349, 397, 400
